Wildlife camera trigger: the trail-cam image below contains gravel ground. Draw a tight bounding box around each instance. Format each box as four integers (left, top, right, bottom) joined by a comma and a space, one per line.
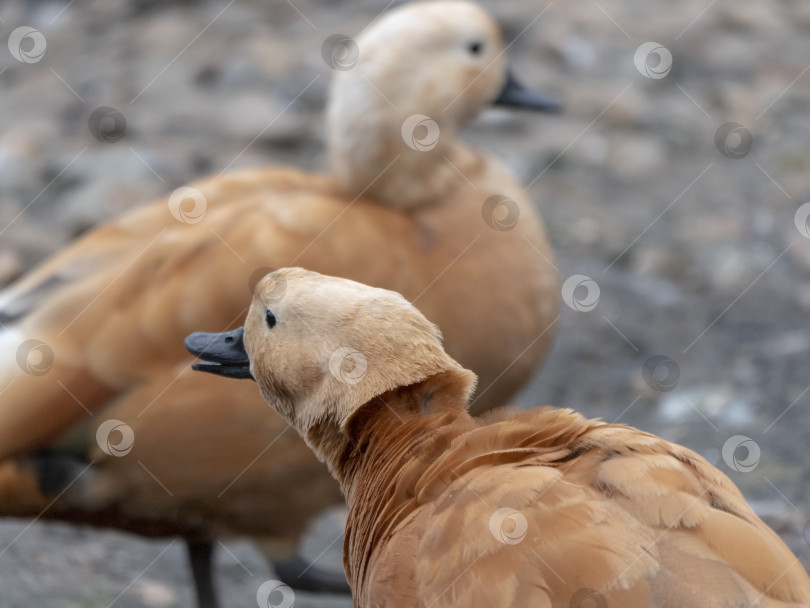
1, 0, 810, 606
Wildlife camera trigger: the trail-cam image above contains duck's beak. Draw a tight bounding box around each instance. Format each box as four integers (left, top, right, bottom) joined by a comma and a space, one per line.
494, 71, 563, 113
185, 328, 254, 380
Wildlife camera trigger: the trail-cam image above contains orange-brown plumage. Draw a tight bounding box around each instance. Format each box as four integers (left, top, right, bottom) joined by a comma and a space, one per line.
220, 268, 810, 608
342, 405, 810, 607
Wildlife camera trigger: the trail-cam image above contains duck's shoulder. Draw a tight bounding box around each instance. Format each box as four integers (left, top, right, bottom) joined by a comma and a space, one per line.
111, 166, 343, 232
399, 408, 810, 607
446, 407, 749, 524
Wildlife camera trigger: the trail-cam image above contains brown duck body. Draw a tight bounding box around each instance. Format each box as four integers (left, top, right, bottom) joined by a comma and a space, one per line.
333, 399, 810, 608
0, 155, 554, 547
199, 268, 810, 608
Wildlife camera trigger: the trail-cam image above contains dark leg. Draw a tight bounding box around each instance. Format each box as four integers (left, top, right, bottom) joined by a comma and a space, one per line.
187, 540, 219, 608
29, 451, 89, 496
273, 554, 351, 595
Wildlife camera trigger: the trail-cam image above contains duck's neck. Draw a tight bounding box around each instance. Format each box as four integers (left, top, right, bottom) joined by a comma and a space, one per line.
305, 385, 470, 591
326, 85, 480, 212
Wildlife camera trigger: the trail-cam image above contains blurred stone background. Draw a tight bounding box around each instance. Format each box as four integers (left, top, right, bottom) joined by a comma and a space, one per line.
1, 0, 809, 606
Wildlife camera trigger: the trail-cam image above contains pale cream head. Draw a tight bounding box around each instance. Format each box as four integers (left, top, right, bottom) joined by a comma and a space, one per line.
326, 1, 512, 209
243, 268, 476, 441
330, 1, 507, 127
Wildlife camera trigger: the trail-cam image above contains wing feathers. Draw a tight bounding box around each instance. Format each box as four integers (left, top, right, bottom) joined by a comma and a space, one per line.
361, 408, 810, 607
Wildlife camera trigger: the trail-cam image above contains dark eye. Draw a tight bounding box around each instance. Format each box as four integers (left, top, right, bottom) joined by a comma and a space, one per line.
266, 310, 277, 329
468, 40, 483, 55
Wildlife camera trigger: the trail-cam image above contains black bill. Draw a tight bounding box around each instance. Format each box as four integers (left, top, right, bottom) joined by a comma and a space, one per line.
185, 327, 254, 380
494, 70, 562, 113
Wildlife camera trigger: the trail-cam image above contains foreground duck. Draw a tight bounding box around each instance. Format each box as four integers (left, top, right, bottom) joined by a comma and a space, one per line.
188, 268, 810, 608
0, 1, 560, 605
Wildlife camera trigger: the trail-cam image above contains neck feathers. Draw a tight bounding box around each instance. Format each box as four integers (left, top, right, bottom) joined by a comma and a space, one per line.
332, 392, 471, 592
326, 80, 483, 211
305, 370, 475, 490
303, 372, 475, 591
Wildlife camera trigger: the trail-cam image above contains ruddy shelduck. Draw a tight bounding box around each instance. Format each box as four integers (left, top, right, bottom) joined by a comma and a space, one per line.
189, 267, 810, 608
0, 1, 560, 605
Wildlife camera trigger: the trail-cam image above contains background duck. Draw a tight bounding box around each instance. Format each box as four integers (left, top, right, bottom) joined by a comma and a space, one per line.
0, 1, 560, 606
189, 267, 810, 608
